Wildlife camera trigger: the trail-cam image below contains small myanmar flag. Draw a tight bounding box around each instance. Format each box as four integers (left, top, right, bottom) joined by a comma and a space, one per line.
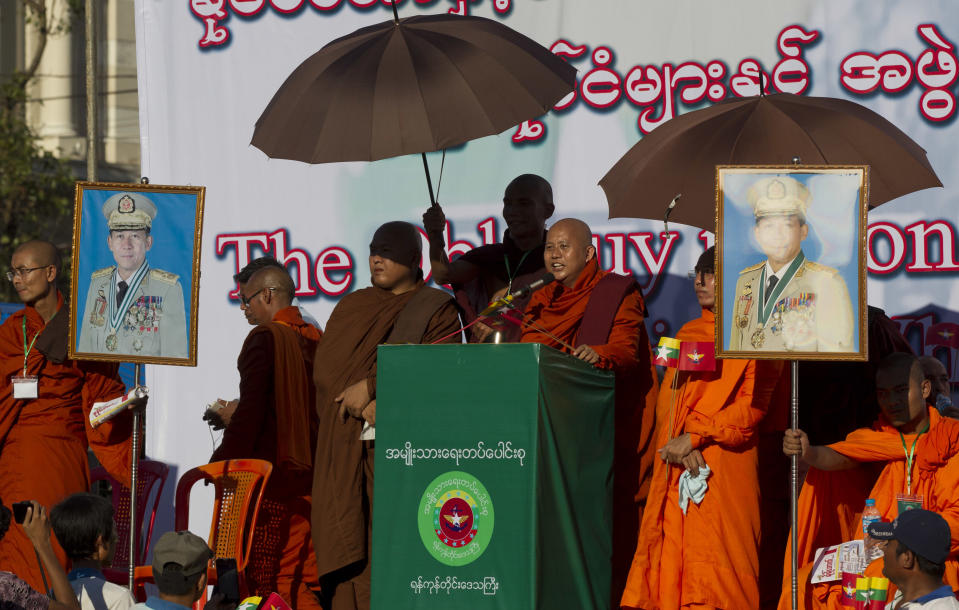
679, 341, 716, 372
654, 337, 681, 367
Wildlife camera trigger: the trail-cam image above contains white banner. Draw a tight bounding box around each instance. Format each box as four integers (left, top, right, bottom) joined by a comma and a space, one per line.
135, 0, 959, 530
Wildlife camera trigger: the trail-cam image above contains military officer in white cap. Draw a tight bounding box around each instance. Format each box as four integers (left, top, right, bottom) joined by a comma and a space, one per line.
78, 192, 188, 358
729, 176, 854, 353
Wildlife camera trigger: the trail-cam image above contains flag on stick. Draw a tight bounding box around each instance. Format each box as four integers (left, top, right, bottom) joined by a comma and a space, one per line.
654, 337, 681, 367
678, 341, 716, 372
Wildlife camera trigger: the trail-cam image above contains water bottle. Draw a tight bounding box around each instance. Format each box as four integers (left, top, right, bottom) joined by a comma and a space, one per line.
862, 499, 882, 562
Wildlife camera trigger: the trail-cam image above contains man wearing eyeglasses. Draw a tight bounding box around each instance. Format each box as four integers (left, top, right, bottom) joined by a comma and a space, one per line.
211, 266, 323, 608
0, 240, 133, 591
77, 192, 187, 358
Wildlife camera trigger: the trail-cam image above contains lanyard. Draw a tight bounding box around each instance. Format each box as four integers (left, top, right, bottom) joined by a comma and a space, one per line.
503, 250, 532, 294
899, 421, 930, 495
21, 318, 40, 376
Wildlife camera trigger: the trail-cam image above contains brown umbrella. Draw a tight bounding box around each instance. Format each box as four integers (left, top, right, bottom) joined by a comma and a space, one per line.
600, 92, 942, 231
251, 10, 576, 203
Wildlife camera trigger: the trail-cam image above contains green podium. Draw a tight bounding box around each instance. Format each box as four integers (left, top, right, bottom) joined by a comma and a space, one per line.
371, 344, 615, 609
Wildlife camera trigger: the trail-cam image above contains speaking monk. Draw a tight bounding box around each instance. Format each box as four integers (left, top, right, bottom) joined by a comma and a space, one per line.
0, 240, 133, 590
622, 246, 785, 610
311, 221, 462, 610
781, 352, 959, 608
519, 218, 659, 606
211, 266, 322, 607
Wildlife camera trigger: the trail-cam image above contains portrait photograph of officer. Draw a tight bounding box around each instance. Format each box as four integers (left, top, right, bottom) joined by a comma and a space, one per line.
716, 167, 867, 361
70, 183, 205, 365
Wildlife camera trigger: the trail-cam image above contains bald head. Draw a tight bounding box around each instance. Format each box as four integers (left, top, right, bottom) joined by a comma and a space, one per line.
248, 267, 295, 306
503, 174, 555, 250
920, 356, 950, 404
13, 240, 60, 275
544, 218, 596, 288
876, 352, 930, 430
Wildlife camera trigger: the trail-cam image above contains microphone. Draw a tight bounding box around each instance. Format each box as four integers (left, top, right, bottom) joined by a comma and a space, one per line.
479, 272, 555, 316
510, 272, 555, 299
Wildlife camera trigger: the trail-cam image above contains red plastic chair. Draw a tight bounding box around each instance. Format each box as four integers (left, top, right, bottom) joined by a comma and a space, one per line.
134, 459, 273, 608
90, 460, 170, 575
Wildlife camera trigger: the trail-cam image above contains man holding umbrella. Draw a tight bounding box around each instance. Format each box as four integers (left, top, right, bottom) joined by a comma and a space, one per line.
423, 173, 553, 341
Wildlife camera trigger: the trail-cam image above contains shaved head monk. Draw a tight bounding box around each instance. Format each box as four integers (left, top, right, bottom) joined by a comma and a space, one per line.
520, 218, 659, 606
781, 352, 959, 607
622, 246, 785, 610
312, 221, 462, 610
0, 240, 133, 590
424, 174, 554, 340
921, 355, 958, 418
211, 265, 323, 607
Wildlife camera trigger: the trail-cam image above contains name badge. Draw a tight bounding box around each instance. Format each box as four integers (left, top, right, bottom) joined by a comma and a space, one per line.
12, 375, 38, 399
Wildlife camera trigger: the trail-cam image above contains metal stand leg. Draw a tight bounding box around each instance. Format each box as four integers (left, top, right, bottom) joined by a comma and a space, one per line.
128, 363, 142, 591
791, 360, 799, 610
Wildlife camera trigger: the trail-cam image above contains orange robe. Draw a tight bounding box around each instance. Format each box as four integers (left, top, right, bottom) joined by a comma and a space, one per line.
521, 258, 659, 606
0, 297, 131, 591
622, 309, 784, 610
212, 306, 322, 608
778, 408, 959, 609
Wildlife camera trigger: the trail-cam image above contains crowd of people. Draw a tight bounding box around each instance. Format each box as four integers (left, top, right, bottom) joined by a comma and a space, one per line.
0, 173, 955, 610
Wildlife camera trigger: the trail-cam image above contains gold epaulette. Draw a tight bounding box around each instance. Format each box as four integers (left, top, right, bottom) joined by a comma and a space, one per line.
739, 261, 764, 274
804, 260, 840, 275
91, 266, 115, 279
149, 268, 180, 284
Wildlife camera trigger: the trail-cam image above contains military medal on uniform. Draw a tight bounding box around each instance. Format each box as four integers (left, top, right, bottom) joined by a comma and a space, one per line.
754, 252, 806, 349
106, 262, 150, 352
738, 283, 753, 329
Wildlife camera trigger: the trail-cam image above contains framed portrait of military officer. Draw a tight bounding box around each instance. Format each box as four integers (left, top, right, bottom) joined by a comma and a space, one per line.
68, 182, 205, 366
715, 166, 868, 361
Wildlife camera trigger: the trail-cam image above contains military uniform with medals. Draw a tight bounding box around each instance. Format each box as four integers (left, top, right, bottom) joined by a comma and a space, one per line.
78, 263, 187, 358
730, 252, 854, 352
728, 176, 855, 353
76, 191, 189, 359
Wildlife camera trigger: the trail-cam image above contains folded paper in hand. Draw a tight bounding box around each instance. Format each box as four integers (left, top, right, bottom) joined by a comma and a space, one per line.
89, 386, 148, 428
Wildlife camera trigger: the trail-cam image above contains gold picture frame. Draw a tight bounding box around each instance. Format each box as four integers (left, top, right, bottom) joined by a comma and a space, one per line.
68, 181, 205, 366
715, 165, 868, 361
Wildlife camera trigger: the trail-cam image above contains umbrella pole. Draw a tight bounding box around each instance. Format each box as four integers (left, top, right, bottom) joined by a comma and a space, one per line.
421, 152, 438, 207
791, 359, 799, 610
390, 0, 399, 23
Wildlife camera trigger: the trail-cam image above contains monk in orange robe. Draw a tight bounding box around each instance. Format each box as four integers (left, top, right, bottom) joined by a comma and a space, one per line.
622, 246, 785, 610
520, 218, 659, 607
781, 352, 959, 609
211, 267, 323, 608
0, 240, 132, 591
312, 222, 462, 610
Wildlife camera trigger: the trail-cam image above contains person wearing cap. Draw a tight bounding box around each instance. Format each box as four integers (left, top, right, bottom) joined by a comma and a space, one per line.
868, 509, 959, 608
622, 246, 787, 610
0, 240, 133, 590
209, 266, 323, 608
781, 352, 959, 608
729, 175, 854, 352
78, 192, 188, 358
517, 218, 658, 607
133, 531, 213, 610
311, 221, 462, 610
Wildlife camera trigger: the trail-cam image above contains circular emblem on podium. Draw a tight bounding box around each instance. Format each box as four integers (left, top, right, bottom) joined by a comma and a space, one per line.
417, 471, 494, 566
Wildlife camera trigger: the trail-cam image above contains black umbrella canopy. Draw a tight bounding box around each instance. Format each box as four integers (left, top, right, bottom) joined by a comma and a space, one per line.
600, 93, 942, 231
252, 13, 577, 164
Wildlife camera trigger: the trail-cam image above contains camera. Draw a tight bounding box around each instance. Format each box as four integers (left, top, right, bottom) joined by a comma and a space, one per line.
12, 501, 33, 524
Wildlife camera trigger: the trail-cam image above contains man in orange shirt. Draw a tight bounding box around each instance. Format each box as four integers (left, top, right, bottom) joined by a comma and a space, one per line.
781, 352, 959, 608
0, 240, 132, 591
622, 246, 784, 610
520, 218, 658, 606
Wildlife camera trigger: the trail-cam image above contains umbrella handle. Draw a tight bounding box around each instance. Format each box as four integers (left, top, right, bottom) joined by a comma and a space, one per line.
421, 152, 438, 207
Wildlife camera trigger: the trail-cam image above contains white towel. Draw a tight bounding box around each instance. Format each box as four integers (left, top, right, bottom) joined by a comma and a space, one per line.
678, 465, 711, 514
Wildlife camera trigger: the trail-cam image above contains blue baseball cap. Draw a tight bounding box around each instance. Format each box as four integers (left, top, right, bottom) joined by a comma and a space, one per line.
868, 509, 950, 564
